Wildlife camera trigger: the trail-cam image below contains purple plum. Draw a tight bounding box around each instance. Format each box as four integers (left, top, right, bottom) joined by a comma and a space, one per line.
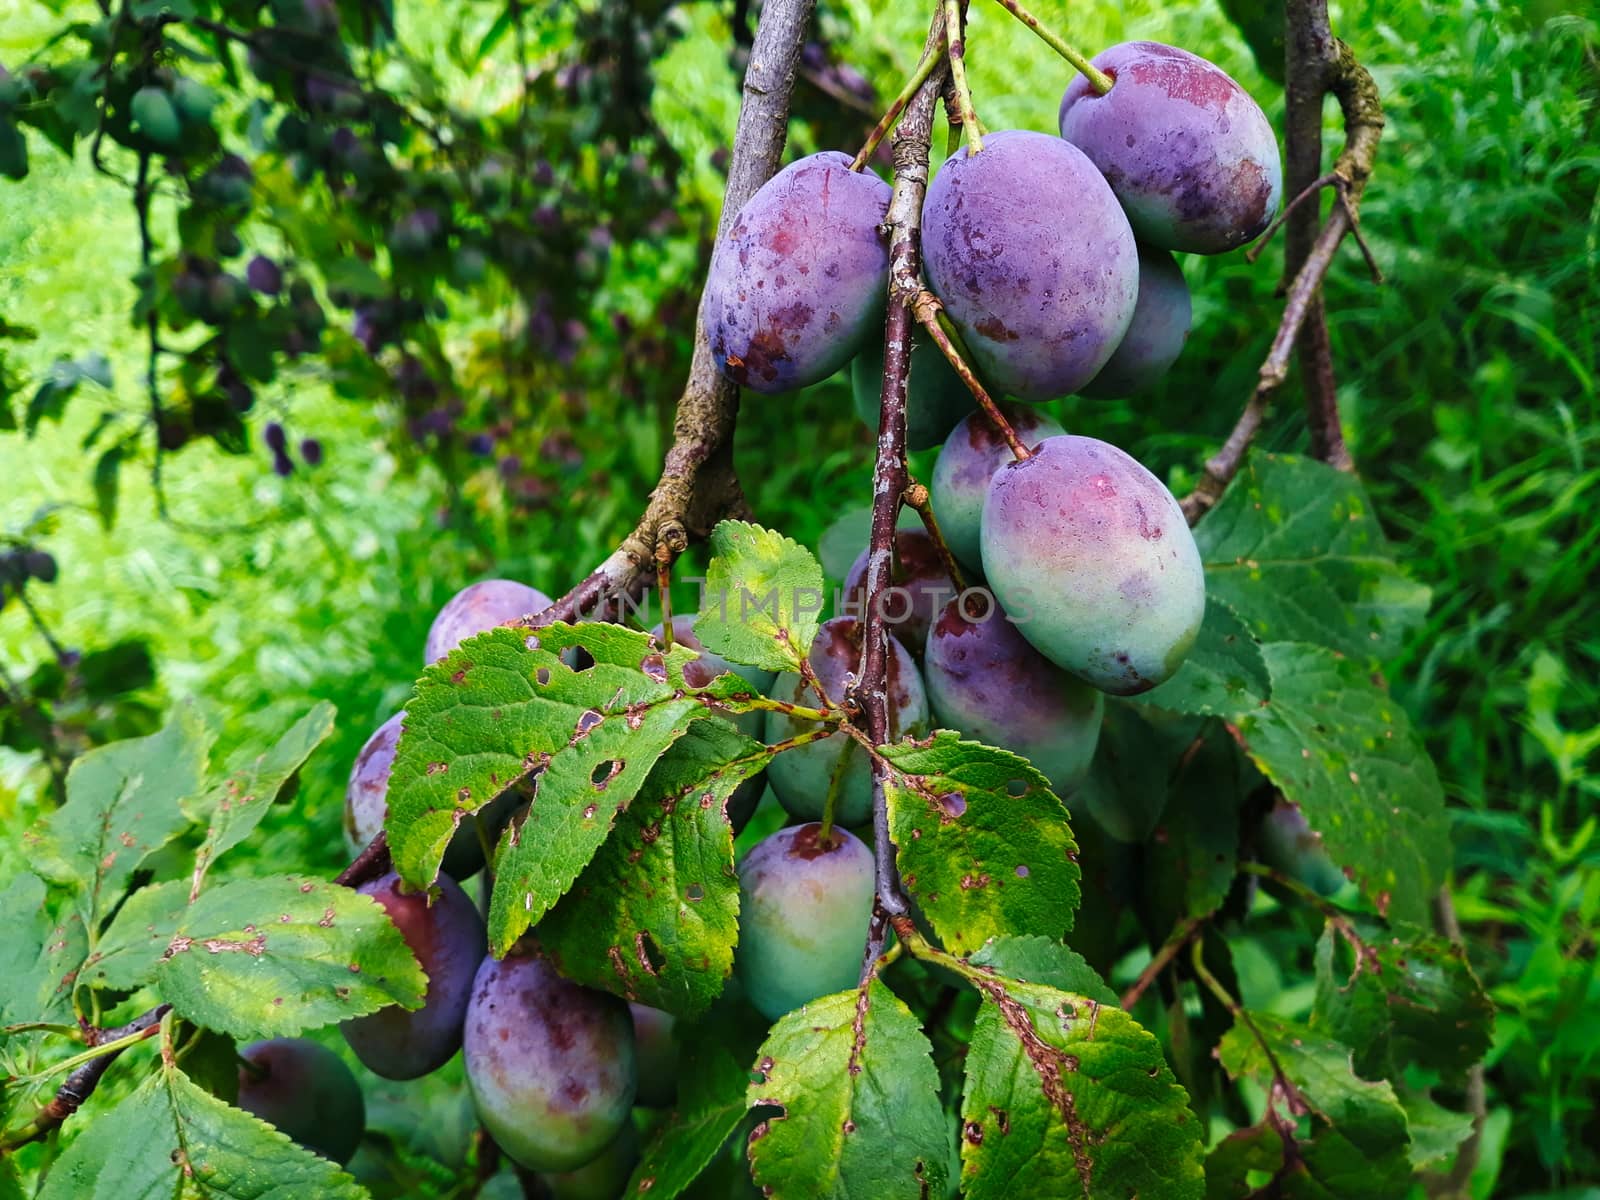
1059, 42, 1283, 254
650, 614, 776, 740
703, 151, 891, 393
841, 527, 958, 653
922, 129, 1139, 401
425, 579, 554, 665
930, 405, 1065, 571
981, 435, 1205, 695
237, 1038, 365, 1164
341, 871, 485, 1080
1081, 243, 1192, 397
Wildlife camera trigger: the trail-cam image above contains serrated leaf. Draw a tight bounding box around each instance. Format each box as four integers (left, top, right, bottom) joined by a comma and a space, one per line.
1196, 453, 1430, 661
1399, 1091, 1474, 1169
539, 720, 765, 1016
969, 936, 1117, 1005
385, 622, 742, 955
1236, 644, 1449, 925
747, 980, 950, 1200
0, 873, 87, 1025
85, 876, 424, 1039
26, 701, 213, 923
960, 976, 1204, 1199
1217, 1011, 1411, 1200
189, 703, 336, 893
1137, 598, 1270, 716
881, 734, 1080, 954
1311, 919, 1494, 1081
626, 1036, 755, 1200
38, 1062, 366, 1200
695, 521, 826, 673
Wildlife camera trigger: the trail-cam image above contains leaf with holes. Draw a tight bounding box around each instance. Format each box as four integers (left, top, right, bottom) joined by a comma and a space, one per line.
959, 976, 1204, 1199
626, 1030, 759, 1200
1137, 598, 1269, 717
1196, 452, 1430, 661
538, 719, 766, 1016
695, 520, 826, 674
746, 980, 950, 1200
25, 700, 213, 925
881, 734, 1080, 954
1235, 643, 1449, 925
37, 1061, 365, 1200
1217, 1011, 1412, 1199
968, 936, 1117, 1006
0, 873, 87, 1026
82, 876, 424, 1039
1311, 920, 1494, 1083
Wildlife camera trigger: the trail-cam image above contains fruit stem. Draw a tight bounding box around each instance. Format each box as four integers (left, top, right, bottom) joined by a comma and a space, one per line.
911, 292, 1032, 462
987, 0, 1113, 94
654, 545, 675, 650
818, 737, 855, 842
943, 0, 984, 155
902, 481, 969, 594
851, 34, 948, 172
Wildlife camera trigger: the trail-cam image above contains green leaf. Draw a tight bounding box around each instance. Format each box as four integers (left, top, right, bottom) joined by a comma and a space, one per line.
93, 443, 125, 530
627, 1036, 756, 1200
26, 701, 213, 923
747, 980, 950, 1200
0, 873, 88, 1025
1203, 1122, 1284, 1200
960, 976, 1204, 1199
1141, 721, 1244, 924
1071, 704, 1205, 844
1217, 1012, 1412, 1199
1236, 644, 1450, 925
38, 1062, 366, 1200
1399, 1091, 1474, 1170
539, 720, 764, 1016
881, 734, 1080, 954
86, 876, 425, 1039
386, 622, 741, 954
1311, 919, 1494, 1081
1137, 598, 1270, 716
188, 703, 336, 892
695, 521, 826, 674
1196, 453, 1430, 661
968, 935, 1117, 1005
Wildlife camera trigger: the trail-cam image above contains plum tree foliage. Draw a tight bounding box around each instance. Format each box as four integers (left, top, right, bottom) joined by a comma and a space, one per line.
0, 2, 1483, 1199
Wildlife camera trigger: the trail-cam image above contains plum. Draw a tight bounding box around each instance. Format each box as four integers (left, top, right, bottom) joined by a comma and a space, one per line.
981, 435, 1204, 695
841, 528, 958, 653
850, 326, 974, 451
1259, 801, 1347, 897
703, 151, 892, 393
463, 952, 636, 1172
629, 1003, 678, 1107
237, 1038, 365, 1164
764, 617, 927, 828
1081, 244, 1192, 397
734, 823, 874, 1020
924, 597, 1104, 795
922, 129, 1139, 401
341, 871, 485, 1080
536, 1123, 639, 1200
650, 614, 776, 740
1058, 41, 1283, 254
426, 579, 553, 665
930, 405, 1065, 571
344, 712, 515, 880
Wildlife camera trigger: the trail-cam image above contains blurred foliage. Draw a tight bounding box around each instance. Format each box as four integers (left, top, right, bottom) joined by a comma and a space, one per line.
0, 0, 1597, 1193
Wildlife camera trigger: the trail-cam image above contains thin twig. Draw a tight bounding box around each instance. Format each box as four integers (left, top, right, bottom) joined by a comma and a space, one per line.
1119, 915, 1209, 1011
942, 0, 982, 155
851, 37, 946, 171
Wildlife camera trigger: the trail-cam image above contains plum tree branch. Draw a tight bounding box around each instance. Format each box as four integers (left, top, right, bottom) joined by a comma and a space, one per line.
1180, 1, 1383, 524
529, 0, 819, 626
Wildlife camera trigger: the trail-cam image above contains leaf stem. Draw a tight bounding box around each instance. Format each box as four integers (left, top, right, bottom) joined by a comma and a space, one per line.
987, 0, 1112, 93
911, 294, 1031, 461
851, 32, 948, 171
943, 0, 984, 155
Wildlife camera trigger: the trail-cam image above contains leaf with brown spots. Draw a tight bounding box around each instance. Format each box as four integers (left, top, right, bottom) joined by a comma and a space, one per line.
745, 981, 950, 1200
0, 872, 88, 1027
84, 876, 424, 1040
37, 1060, 364, 1200
960, 976, 1203, 1199
695, 520, 827, 674
539, 720, 765, 1017
881, 734, 1080, 954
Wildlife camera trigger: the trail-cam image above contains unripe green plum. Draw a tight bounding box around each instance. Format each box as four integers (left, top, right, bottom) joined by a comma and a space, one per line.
764, 617, 927, 827
1259, 802, 1347, 897
850, 328, 974, 451
536, 1122, 639, 1200
130, 86, 181, 148
237, 1038, 365, 1164
981, 435, 1204, 695
930, 405, 1065, 571
734, 823, 874, 1021
628, 1003, 678, 1107
463, 952, 636, 1172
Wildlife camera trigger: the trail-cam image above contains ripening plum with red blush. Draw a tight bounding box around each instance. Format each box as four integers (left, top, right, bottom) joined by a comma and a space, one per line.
462, 951, 636, 1172
922, 130, 1139, 401
930, 405, 1065, 571
237, 1038, 365, 1164
341, 871, 485, 1080
1081, 244, 1192, 398
703, 151, 891, 393
1059, 42, 1283, 254
425, 578, 553, 665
